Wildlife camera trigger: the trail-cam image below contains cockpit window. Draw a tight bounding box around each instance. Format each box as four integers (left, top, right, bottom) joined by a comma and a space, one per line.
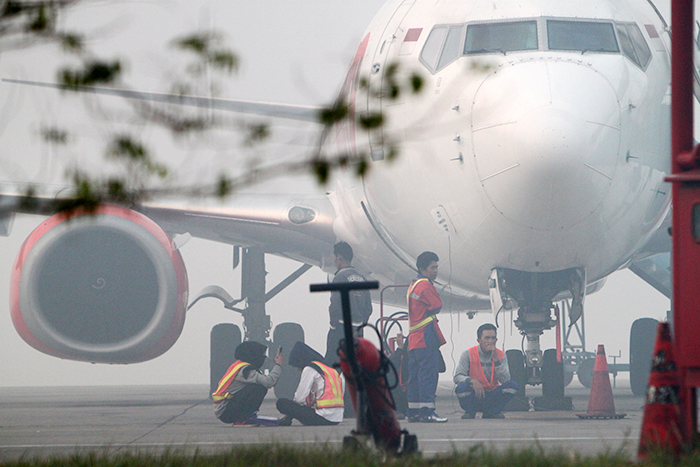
420, 27, 448, 71
615, 23, 652, 68
547, 20, 619, 53
615, 23, 638, 64
464, 21, 538, 55
419, 17, 651, 74
438, 26, 464, 69
627, 23, 652, 67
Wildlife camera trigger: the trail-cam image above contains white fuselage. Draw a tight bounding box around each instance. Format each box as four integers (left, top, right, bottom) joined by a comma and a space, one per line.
327, 0, 671, 303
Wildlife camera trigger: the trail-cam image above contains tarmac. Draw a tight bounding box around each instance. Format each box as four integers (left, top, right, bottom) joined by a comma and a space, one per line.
0, 380, 644, 461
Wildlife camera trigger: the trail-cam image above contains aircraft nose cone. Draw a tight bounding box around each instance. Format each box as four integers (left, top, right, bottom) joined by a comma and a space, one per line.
471, 61, 620, 230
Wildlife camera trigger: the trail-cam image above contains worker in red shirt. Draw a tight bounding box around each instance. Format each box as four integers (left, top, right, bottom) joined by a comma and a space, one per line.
406, 251, 448, 423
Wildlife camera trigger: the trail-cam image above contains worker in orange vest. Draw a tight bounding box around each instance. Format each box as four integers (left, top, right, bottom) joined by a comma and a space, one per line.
407, 251, 448, 423
454, 323, 518, 419
277, 341, 345, 426
212, 341, 284, 425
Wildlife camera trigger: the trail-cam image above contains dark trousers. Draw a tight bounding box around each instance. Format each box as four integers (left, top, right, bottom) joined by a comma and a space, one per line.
325, 325, 363, 365
407, 324, 441, 418
276, 398, 339, 426
407, 345, 440, 418
216, 384, 268, 424
455, 380, 519, 416
325, 325, 362, 418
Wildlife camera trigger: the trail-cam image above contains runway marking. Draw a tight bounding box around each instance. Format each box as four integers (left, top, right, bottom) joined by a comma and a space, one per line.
0, 440, 341, 449
0, 436, 636, 450
422, 436, 635, 442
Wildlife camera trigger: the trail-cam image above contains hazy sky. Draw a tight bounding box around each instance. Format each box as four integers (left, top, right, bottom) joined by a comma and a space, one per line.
0, 0, 671, 387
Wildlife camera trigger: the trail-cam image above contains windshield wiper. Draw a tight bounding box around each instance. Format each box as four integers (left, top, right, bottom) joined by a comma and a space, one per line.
581, 48, 608, 55
469, 48, 507, 55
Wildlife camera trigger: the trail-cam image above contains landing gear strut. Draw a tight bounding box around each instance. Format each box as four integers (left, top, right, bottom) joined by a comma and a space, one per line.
492, 267, 583, 411
190, 246, 313, 397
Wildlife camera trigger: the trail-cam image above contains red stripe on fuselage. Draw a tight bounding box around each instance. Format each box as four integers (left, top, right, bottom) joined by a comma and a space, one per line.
333, 33, 371, 156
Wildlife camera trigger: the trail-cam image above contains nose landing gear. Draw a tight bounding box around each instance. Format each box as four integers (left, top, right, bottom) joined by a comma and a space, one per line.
492, 267, 583, 412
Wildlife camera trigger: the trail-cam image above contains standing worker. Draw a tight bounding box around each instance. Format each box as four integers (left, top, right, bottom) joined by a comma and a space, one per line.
277, 341, 345, 426
212, 341, 283, 425
454, 323, 518, 419
325, 241, 373, 365
407, 251, 448, 423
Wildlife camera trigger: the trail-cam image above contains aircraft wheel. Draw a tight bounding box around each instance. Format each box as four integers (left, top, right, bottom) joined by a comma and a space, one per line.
630, 318, 659, 396
273, 322, 305, 399
506, 349, 527, 388
577, 357, 595, 388
210, 323, 241, 397
542, 349, 565, 399
504, 349, 529, 411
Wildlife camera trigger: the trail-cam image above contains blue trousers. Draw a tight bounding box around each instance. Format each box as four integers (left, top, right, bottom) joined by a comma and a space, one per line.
455, 380, 518, 416
407, 325, 441, 418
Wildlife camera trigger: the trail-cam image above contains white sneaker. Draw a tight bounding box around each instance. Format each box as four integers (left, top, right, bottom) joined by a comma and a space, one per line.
420, 413, 448, 423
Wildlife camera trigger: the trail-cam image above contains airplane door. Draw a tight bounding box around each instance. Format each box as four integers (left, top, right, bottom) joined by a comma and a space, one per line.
366, 0, 415, 161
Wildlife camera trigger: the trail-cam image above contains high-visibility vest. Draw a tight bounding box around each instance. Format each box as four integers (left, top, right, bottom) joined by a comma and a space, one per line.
308, 361, 344, 408
407, 278, 434, 332
468, 346, 505, 392
212, 360, 250, 402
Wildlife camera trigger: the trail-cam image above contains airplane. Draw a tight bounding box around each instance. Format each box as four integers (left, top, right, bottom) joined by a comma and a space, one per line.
0, 0, 683, 404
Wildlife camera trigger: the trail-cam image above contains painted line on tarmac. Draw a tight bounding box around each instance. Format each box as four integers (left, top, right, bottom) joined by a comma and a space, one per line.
0, 440, 342, 449
0, 436, 635, 450
422, 436, 635, 442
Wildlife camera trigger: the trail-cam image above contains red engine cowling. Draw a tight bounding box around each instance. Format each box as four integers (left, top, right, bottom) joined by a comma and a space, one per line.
10, 205, 189, 364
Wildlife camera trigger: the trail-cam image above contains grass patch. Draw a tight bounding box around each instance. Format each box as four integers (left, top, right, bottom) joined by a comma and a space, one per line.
2, 443, 696, 467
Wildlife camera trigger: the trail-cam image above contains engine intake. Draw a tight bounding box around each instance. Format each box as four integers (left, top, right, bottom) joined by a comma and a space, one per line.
10, 205, 188, 363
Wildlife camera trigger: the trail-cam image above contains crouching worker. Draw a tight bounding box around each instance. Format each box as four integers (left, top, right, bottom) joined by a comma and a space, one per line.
212, 341, 283, 425
276, 341, 344, 426
454, 323, 518, 419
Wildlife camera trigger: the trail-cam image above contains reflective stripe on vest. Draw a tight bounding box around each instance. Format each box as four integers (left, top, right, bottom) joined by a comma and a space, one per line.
468, 346, 504, 392
212, 360, 250, 402
311, 361, 344, 408
407, 278, 434, 333
409, 315, 435, 332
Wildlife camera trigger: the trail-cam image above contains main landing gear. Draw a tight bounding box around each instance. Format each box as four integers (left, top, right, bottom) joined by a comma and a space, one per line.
190, 246, 313, 398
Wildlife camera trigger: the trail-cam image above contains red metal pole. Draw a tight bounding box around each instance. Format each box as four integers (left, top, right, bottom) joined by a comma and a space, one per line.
671, 0, 694, 164
670, 0, 697, 443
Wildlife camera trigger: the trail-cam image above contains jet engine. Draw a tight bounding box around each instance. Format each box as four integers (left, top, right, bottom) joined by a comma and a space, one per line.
10, 205, 188, 364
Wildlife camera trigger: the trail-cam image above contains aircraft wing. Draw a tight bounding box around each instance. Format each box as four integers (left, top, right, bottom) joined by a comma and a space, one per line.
137, 194, 337, 264
2, 79, 322, 122
0, 191, 337, 265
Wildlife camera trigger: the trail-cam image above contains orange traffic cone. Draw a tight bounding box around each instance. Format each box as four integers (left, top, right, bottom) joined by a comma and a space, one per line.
576, 344, 626, 419
638, 322, 682, 459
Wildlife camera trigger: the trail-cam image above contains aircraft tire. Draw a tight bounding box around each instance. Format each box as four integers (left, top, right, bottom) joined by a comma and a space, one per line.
541, 349, 565, 399
504, 349, 529, 411
273, 322, 305, 399
577, 357, 595, 388
210, 323, 242, 397
630, 317, 659, 396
